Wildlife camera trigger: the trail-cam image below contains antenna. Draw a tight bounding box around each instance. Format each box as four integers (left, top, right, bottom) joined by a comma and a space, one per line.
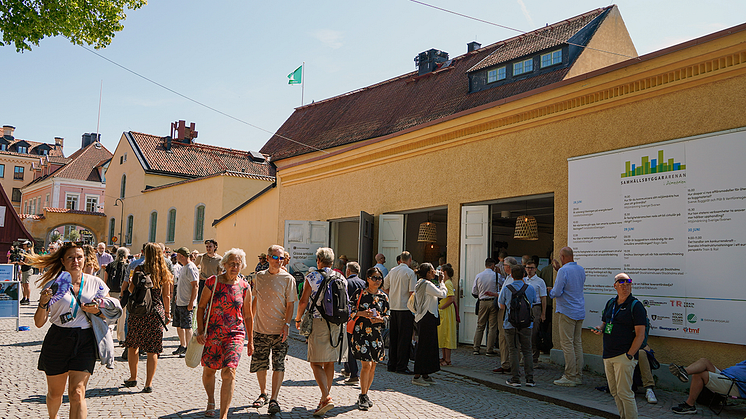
96, 80, 103, 140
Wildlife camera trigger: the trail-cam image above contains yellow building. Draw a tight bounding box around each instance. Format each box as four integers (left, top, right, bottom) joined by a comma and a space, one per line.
104, 121, 275, 263
237, 7, 746, 367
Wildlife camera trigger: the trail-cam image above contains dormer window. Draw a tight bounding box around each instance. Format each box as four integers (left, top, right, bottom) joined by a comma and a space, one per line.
513, 59, 533, 76
487, 66, 507, 83
0, 144, 6, 151
41, 149, 48, 155
17, 146, 28, 153
541, 50, 562, 68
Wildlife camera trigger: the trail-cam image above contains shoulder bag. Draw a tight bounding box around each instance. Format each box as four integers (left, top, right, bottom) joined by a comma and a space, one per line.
185, 277, 217, 368
346, 290, 364, 334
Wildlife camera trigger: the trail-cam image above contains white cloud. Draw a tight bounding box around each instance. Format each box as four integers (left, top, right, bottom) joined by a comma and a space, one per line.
312, 29, 344, 49
517, 0, 535, 28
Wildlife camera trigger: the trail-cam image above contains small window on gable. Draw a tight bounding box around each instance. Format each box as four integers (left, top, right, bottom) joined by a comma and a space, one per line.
513, 58, 533, 76
487, 66, 506, 83
541, 50, 562, 68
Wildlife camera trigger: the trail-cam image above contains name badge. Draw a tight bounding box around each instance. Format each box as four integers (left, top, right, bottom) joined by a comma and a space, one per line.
604, 323, 613, 334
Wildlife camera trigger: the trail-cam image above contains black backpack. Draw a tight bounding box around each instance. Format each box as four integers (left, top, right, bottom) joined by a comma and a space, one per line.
315, 269, 350, 325
106, 261, 126, 293
507, 283, 533, 330
128, 269, 154, 317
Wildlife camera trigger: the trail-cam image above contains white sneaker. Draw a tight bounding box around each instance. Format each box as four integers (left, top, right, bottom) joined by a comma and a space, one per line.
553, 376, 577, 387
646, 388, 658, 404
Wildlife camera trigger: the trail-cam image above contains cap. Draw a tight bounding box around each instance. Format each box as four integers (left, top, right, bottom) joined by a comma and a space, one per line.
259, 253, 267, 258
176, 247, 190, 257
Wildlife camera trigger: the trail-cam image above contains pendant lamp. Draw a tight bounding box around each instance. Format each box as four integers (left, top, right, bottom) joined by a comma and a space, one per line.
417, 219, 437, 242
514, 215, 539, 240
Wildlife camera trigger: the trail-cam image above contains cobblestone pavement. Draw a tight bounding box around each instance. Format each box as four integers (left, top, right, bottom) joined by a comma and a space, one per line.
1, 283, 744, 418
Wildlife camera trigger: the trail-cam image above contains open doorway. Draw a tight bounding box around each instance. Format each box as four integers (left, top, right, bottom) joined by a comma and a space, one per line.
378, 207, 448, 274
490, 194, 554, 269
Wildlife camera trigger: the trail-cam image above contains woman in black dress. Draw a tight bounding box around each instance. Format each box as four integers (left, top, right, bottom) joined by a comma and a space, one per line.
350, 267, 389, 410
411, 263, 447, 386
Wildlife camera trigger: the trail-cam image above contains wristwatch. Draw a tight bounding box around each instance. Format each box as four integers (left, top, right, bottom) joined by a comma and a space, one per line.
285, 322, 291, 327
626, 353, 633, 360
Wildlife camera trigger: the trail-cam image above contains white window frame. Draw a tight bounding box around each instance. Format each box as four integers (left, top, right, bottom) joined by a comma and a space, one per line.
541, 49, 562, 68
513, 58, 534, 76
85, 195, 98, 212
17, 146, 28, 154
487, 66, 507, 83
65, 193, 80, 210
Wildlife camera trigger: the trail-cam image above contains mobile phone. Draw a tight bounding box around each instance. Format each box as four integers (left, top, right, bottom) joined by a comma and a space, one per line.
84, 302, 98, 307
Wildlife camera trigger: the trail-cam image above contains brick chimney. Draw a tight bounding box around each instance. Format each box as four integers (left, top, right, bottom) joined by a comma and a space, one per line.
170, 120, 198, 144
54, 137, 64, 150
3, 125, 15, 138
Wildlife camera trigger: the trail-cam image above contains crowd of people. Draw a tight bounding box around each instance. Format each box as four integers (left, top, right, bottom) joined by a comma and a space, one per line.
20, 240, 746, 418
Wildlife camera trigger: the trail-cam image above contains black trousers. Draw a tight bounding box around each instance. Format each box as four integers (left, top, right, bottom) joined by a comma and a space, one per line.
387, 309, 414, 372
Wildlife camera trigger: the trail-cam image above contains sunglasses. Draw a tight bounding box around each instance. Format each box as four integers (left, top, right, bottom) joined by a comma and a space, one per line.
269, 255, 285, 261
370, 276, 383, 281
615, 278, 632, 284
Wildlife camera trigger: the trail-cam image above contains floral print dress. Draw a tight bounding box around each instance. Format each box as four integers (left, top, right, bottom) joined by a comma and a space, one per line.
350, 289, 390, 362
202, 275, 249, 370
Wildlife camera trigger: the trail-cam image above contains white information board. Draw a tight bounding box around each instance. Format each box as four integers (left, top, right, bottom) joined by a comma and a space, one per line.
568, 128, 746, 345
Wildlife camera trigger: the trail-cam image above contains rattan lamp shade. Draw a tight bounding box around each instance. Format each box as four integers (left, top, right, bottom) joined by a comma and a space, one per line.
514, 215, 539, 240
417, 221, 438, 242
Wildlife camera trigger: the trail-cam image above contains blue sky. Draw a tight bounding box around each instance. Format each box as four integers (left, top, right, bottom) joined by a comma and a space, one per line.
1, 1, 744, 156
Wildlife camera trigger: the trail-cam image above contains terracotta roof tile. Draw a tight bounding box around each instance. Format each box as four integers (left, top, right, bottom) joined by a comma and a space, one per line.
49, 142, 112, 182
0, 136, 65, 158
129, 132, 275, 179
260, 7, 610, 161
142, 170, 274, 193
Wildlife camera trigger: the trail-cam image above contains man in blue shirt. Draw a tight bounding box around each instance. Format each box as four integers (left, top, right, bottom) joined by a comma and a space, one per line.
373, 253, 388, 278
548, 247, 586, 387
669, 358, 746, 414
498, 264, 536, 387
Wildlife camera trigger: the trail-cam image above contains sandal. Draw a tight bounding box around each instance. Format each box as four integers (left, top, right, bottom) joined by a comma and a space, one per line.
440, 359, 448, 366
313, 396, 334, 416
204, 402, 216, 417
267, 399, 281, 415
252, 393, 268, 408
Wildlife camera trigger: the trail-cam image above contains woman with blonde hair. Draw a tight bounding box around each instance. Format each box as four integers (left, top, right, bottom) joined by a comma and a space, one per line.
123, 243, 173, 393
31, 242, 113, 418
81, 245, 100, 276
437, 265, 457, 366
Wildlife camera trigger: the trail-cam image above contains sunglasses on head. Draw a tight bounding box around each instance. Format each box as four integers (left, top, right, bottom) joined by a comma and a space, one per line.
615, 278, 632, 284
269, 255, 285, 260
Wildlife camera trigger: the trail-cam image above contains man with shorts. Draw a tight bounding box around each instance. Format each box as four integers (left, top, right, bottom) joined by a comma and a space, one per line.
250, 244, 298, 415
16, 240, 34, 305
669, 358, 746, 414
172, 247, 199, 357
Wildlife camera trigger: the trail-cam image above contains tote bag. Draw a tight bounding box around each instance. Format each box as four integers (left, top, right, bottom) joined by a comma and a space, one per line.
185, 280, 217, 368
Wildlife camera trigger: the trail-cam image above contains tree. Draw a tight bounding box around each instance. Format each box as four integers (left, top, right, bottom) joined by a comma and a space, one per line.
0, 0, 146, 52
67, 229, 80, 242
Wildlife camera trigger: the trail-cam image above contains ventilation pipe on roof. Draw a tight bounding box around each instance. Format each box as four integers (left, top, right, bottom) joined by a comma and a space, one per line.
414, 49, 449, 76
467, 41, 481, 53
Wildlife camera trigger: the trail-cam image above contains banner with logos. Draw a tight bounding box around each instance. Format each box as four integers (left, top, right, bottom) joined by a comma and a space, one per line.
568, 128, 746, 345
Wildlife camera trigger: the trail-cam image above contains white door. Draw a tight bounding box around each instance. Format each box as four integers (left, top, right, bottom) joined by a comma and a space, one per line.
378, 214, 404, 273
458, 205, 490, 344
284, 220, 329, 247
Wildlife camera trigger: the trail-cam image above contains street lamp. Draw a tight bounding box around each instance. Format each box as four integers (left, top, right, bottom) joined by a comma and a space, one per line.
114, 198, 124, 245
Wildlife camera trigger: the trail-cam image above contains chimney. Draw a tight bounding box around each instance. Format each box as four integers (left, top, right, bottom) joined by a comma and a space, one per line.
414, 49, 449, 76
3, 125, 15, 138
467, 41, 481, 53
54, 137, 64, 150
81, 133, 100, 148
164, 136, 172, 152
170, 120, 198, 144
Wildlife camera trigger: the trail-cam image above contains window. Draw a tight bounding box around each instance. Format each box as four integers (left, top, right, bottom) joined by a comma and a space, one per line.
0, 164, 4, 178
0, 143, 6, 151
17, 146, 28, 153
24, 201, 28, 214
11, 188, 21, 202
167, 208, 176, 242
541, 50, 562, 68
149, 211, 158, 242
194, 204, 205, 241
85, 196, 98, 212
487, 66, 507, 83
14, 166, 24, 180
109, 218, 116, 245
65, 194, 79, 210
513, 58, 534, 76
35, 197, 40, 213
41, 149, 48, 155
120, 174, 126, 199
126, 215, 134, 245
45, 193, 50, 207
29, 199, 35, 215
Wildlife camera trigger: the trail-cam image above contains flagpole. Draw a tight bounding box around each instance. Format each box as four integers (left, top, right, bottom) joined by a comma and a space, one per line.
301, 61, 305, 106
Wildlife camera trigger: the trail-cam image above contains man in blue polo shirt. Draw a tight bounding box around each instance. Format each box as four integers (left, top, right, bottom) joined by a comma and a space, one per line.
548, 246, 586, 387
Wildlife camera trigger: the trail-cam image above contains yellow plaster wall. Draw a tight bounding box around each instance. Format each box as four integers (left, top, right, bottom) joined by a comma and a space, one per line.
268, 32, 746, 367
213, 186, 279, 276
22, 210, 107, 245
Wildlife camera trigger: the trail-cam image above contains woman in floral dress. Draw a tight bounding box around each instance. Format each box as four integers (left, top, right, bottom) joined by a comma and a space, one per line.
350, 266, 390, 411
195, 249, 254, 419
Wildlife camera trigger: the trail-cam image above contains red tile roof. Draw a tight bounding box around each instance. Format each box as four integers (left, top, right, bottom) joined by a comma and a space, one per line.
0, 136, 65, 159
52, 142, 112, 182
128, 132, 275, 179
260, 7, 610, 161
142, 170, 274, 193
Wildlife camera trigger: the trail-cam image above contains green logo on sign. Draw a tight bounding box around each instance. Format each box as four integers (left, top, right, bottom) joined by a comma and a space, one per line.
687, 313, 697, 324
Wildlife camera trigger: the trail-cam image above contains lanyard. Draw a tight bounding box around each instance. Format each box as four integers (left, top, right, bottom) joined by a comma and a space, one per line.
608, 300, 622, 324
69, 276, 85, 318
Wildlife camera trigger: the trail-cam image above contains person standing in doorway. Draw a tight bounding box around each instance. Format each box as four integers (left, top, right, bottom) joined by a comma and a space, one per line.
471, 258, 498, 356
548, 247, 586, 387
373, 253, 388, 278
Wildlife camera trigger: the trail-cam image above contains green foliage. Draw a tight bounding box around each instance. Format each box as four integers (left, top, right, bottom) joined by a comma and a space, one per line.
67, 229, 80, 242
50, 230, 61, 242
0, 0, 146, 52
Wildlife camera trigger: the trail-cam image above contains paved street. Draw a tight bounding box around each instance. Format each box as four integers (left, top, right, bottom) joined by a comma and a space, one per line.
0, 284, 605, 419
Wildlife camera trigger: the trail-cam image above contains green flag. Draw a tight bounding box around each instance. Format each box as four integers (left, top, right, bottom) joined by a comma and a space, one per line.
288, 65, 302, 85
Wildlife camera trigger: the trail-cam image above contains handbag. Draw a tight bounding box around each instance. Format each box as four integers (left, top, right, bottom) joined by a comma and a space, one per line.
185, 277, 217, 368
299, 279, 326, 337
346, 290, 364, 334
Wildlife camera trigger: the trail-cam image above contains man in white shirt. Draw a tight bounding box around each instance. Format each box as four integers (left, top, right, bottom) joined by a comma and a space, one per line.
471, 258, 499, 356
524, 259, 547, 365
382, 251, 417, 374
172, 247, 199, 357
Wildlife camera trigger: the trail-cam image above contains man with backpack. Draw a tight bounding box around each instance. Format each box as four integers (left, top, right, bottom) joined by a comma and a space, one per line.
590, 273, 647, 419
498, 264, 537, 387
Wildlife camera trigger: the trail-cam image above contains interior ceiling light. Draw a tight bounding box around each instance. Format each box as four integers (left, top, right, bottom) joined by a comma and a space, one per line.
514, 215, 538, 240
418, 221, 437, 242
